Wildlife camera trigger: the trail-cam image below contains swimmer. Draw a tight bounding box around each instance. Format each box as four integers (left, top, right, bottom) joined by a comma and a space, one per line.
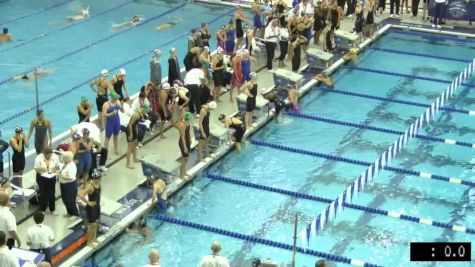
151, 178, 168, 213
67, 6, 90, 21
125, 216, 154, 243
155, 19, 182, 30
218, 114, 246, 152
343, 48, 358, 64
287, 84, 300, 111
0, 28, 13, 42
313, 72, 334, 89
263, 92, 290, 122
111, 16, 142, 31
12, 68, 56, 83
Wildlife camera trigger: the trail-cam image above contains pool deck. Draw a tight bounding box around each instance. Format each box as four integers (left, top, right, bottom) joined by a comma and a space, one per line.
7, 2, 475, 266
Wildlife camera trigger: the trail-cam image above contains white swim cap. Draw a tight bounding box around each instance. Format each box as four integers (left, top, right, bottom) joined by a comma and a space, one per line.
217, 47, 224, 53
170, 47, 176, 53
101, 69, 108, 76
250, 72, 257, 79
119, 68, 126, 76
204, 46, 210, 52
154, 49, 161, 55
162, 83, 171, 90
208, 101, 217, 110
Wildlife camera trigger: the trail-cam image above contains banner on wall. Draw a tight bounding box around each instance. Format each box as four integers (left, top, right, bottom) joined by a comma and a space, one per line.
428, 0, 475, 21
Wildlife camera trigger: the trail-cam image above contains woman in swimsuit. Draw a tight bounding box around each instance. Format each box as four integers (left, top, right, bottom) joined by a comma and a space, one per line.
175, 112, 192, 179
239, 72, 258, 129
126, 105, 147, 169
225, 21, 236, 54
216, 25, 227, 50
218, 114, 246, 152
230, 52, 244, 103
111, 69, 128, 101
234, 6, 246, 52
102, 92, 123, 156
199, 47, 212, 83
10, 127, 27, 188
353, 2, 364, 41
365, 0, 375, 39
90, 69, 112, 130
211, 48, 226, 102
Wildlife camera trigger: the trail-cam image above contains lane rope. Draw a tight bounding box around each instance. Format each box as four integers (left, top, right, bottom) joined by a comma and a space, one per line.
250, 139, 475, 187
369, 47, 471, 63
313, 87, 474, 116
0, 0, 74, 27
205, 174, 475, 235
154, 214, 381, 267
0, 0, 136, 54
391, 29, 475, 43
288, 112, 475, 149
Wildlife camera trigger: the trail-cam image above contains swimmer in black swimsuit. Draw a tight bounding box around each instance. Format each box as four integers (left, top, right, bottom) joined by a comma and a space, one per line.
175, 112, 192, 179
198, 101, 217, 162
126, 104, 148, 169
78, 169, 101, 247
90, 69, 112, 130
12, 68, 56, 83
10, 126, 27, 188
218, 114, 246, 152
264, 92, 290, 122
234, 6, 246, 52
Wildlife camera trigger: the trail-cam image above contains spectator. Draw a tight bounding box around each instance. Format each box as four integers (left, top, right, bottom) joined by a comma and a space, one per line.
184, 67, 207, 116
150, 49, 162, 88
0, 192, 21, 249
77, 96, 93, 123
78, 170, 102, 246
0, 231, 19, 267
0, 131, 9, 178
10, 126, 27, 188
26, 212, 54, 263
264, 19, 279, 71
34, 147, 60, 215
315, 259, 327, 267
143, 249, 161, 267
168, 48, 181, 84
58, 151, 79, 217
27, 109, 53, 155
197, 241, 230, 267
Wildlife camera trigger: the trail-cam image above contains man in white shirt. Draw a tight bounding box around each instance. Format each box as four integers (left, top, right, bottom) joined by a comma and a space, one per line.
0, 192, 20, 249
34, 148, 60, 215
26, 212, 54, 263
197, 241, 230, 267
143, 249, 161, 267
184, 67, 206, 116
0, 231, 19, 267
264, 19, 279, 70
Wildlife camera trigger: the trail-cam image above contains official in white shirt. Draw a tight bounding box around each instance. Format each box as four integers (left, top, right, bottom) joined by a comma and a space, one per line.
0, 231, 19, 267
26, 212, 54, 263
34, 148, 60, 215
0, 192, 20, 249
197, 241, 230, 267
264, 19, 280, 70
184, 67, 206, 116
58, 151, 79, 217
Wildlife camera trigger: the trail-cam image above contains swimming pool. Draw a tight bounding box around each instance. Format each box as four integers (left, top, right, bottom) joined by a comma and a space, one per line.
0, 0, 239, 136
82, 29, 475, 266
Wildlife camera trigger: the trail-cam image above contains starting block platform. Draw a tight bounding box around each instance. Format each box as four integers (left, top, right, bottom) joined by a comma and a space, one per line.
306, 48, 334, 69
272, 68, 304, 88
13, 248, 45, 267
335, 30, 359, 50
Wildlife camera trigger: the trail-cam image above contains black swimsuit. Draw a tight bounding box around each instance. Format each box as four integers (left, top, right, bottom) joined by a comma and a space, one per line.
246, 82, 257, 112
236, 17, 243, 38
96, 78, 109, 112
200, 107, 210, 139
230, 120, 245, 142
113, 75, 125, 100
85, 182, 101, 223
178, 123, 191, 157
213, 58, 225, 87
12, 142, 25, 173
126, 114, 139, 142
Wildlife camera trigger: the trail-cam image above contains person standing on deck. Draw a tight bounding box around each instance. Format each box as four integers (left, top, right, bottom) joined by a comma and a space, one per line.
27, 110, 52, 155
199, 23, 212, 48
90, 69, 112, 130
150, 49, 162, 89
102, 92, 123, 156
264, 19, 279, 71
158, 83, 173, 139
185, 67, 207, 116
168, 48, 181, 84
0, 192, 21, 250
239, 72, 258, 129
78, 170, 102, 247
111, 69, 128, 101
198, 101, 217, 162
26, 212, 55, 263
34, 148, 60, 215
10, 127, 27, 188
175, 112, 192, 179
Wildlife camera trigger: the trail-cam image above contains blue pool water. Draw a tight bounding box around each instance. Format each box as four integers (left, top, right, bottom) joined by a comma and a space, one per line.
0, 0, 239, 137
85, 29, 475, 266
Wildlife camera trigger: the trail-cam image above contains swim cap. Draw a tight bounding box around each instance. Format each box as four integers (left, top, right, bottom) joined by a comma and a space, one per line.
142, 103, 151, 113
154, 49, 161, 55
110, 91, 120, 100
91, 169, 102, 180
82, 128, 90, 135
14, 126, 23, 133
2, 28, 7, 34
170, 47, 176, 53
184, 112, 192, 121
36, 109, 44, 116
217, 47, 224, 53
101, 69, 108, 77
203, 46, 210, 52
162, 83, 171, 90
119, 68, 126, 76
81, 96, 88, 102
72, 133, 81, 140
208, 101, 217, 110
250, 72, 257, 79
218, 114, 225, 121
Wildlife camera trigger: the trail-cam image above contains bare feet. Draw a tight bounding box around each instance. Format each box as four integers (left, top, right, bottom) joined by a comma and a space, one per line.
160, 135, 167, 139
114, 151, 120, 155
133, 159, 140, 163
126, 163, 135, 169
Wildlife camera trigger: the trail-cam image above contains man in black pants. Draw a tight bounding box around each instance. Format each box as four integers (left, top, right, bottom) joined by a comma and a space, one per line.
184, 67, 206, 116
264, 19, 279, 70
390, 0, 400, 17
411, 0, 420, 17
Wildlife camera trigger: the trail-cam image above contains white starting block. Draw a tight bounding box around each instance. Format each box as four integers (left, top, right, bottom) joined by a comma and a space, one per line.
272, 68, 304, 89
13, 248, 45, 267
306, 48, 334, 69
193, 123, 228, 149
335, 30, 359, 50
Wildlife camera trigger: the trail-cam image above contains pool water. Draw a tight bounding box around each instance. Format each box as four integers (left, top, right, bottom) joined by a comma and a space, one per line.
0, 0, 240, 137
85, 29, 475, 266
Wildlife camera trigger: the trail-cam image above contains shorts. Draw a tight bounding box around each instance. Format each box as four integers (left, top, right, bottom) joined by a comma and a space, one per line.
12, 154, 25, 173
76, 153, 92, 175
86, 204, 100, 223
96, 94, 109, 113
